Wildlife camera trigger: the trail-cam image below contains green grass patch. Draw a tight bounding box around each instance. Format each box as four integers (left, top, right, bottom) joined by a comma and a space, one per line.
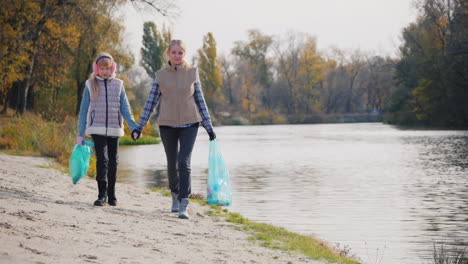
119, 136, 160, 145
225, 212, 360, 263
148, 187, 359, 263
149, 187, 171, 197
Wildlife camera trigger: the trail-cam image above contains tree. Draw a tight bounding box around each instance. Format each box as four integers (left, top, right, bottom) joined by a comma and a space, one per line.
140, 22, 171, 79
273, 32, 302, 115
197, 32, 224, 112
220, 54, 235, 105
0, 0, 174, 116
388, 0, 467, 126
297, 37, 325, 117
0, 1, 37, 114
232, 29, 273, 113
273, 33, 324, 119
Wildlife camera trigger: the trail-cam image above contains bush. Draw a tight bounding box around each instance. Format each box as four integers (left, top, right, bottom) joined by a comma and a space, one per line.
250, 110, 286, 125
0, 113, 75, 167
227, 115, 250, 126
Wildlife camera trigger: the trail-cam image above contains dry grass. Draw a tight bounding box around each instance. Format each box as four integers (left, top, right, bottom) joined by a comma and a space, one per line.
0, 112, 97, 176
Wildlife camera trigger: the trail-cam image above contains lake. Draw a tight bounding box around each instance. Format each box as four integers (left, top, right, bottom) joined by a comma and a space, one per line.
118, 123, 468, 264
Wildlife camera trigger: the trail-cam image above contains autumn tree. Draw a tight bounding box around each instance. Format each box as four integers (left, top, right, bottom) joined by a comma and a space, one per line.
197, 32, 224, 112
273, 33, 325, 121
296, 37, 325, 118
0, 1, 37, 114
232, 30, 273, 113
0, 0, 173, 117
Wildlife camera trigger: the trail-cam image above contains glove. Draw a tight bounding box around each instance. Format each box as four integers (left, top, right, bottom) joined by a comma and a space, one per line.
132, 129, 142, 140
76, 136, 85, 146
208, 131, 216, 141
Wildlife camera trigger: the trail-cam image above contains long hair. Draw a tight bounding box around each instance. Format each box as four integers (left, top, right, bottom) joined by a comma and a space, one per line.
164, 40, 191, 71
88, 52, 115, 101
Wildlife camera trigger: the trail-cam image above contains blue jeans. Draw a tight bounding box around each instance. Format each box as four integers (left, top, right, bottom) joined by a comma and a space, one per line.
159, 123, 199, 200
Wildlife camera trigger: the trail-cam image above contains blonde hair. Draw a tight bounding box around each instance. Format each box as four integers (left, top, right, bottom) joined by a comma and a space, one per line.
164, 40, 191, 71
88, 52, 115, 100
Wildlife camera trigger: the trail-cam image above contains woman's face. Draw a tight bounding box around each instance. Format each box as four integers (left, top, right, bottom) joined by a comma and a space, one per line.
168, 44, 185, 66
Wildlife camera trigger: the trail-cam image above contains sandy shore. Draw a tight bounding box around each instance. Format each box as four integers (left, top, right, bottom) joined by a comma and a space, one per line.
0, 154, 324, 264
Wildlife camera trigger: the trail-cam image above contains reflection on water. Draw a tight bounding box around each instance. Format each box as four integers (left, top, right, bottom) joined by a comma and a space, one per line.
118, 123, 468, 264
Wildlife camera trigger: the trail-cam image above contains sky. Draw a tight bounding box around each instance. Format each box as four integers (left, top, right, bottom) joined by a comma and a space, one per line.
122, 0, 419, 62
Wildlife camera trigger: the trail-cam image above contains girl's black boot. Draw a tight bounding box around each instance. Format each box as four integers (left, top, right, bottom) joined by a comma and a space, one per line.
94, 181, 107, 206
107, 178, 117, 206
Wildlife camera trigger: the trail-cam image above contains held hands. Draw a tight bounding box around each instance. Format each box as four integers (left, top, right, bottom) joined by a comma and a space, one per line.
208, 131, 216, 141
131, 129, 142, 141
76, 136, 85, 146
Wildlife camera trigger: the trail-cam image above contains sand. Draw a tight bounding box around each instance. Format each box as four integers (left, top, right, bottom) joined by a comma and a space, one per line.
0, 154, 324, 264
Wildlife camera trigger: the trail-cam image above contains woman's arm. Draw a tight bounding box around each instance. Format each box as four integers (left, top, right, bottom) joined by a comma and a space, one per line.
120, 86, 137, 131
193, 81, 214, 134
136, 76, 161, 131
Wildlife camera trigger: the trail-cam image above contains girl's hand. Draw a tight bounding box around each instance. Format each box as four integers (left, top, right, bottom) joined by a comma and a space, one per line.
76, 136, 85, 146
132, 129, 142, 140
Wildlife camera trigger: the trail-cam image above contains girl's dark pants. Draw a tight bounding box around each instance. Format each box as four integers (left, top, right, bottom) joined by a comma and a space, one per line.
159, 123, 199, 200
91, 134, 119, 200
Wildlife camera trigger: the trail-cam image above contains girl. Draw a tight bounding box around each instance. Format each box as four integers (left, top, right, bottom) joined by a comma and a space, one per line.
132, 40, 216, 219
77, 52, 138, 206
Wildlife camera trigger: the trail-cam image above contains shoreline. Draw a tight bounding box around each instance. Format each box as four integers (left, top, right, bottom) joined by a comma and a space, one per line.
0, 153, 330, 264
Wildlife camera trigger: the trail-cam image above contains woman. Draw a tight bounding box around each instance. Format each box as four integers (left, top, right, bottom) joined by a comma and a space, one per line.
132, 40, 216, 219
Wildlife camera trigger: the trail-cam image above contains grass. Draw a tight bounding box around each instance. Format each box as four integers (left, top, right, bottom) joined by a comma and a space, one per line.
432, 243, 468, 264
119, 136, 160, 145
0, 113, 160, 178
0, 113, 76, 166
156, 190, 361, 264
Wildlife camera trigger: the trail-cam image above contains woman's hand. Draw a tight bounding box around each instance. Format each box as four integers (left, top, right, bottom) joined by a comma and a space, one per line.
132, 129, 142, 140
76, 136, 85, 146
208, 131, 216, 141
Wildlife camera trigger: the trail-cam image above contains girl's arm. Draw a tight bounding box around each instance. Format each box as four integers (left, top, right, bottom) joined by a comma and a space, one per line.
136, 76, 161, 131
120, 86, 137, 131
77, 87, 90, 139
193, 80, 214, 134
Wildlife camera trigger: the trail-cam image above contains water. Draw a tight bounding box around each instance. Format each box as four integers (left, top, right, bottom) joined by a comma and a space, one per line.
118, 123, 468, 263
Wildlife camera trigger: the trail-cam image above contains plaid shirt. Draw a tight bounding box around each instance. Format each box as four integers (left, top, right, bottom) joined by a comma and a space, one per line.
136, 76, 214, 133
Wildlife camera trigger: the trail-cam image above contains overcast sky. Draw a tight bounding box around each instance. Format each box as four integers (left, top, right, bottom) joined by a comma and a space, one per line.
122, 0, 418, 61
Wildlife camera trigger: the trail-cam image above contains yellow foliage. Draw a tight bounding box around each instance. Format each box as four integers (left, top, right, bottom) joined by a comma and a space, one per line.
197, 32, 224, 112
0, 114, 75, 167
411, 79, 432, 121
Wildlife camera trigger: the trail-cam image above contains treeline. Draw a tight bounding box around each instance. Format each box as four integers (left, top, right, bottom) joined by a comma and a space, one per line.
1, 0, 466, 128
138, 26, 397, 125
215, 32, 396, 124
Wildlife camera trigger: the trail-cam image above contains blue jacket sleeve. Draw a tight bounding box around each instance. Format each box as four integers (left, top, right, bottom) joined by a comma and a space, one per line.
77, 87, 90, 137
120, 86, 137, 132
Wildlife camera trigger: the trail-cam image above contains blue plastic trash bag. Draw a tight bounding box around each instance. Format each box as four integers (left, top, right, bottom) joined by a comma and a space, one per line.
69, 140, 94, 184
207, 139, 232, 206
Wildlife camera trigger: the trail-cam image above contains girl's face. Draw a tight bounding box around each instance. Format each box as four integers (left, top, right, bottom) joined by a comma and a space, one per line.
168, 44, 185, 66
98, 65, 112, 79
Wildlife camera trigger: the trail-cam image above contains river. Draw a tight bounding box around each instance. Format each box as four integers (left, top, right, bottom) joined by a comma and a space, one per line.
117, 123, 468, 264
